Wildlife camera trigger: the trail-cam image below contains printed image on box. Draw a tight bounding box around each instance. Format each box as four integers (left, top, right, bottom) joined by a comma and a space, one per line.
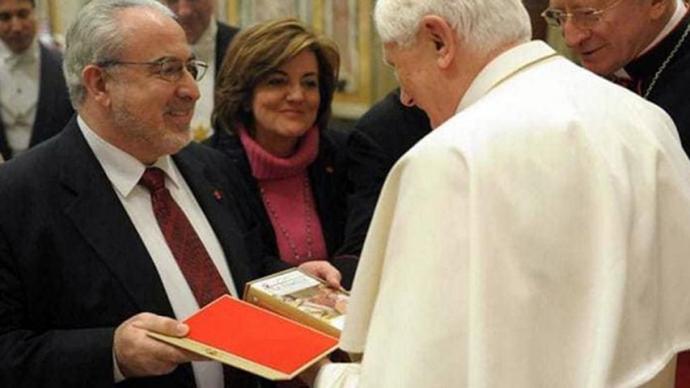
245, 269, 349, 337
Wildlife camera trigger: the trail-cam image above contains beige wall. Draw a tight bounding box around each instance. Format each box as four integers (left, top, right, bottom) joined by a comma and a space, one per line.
38, 1, 576, 119
42, 0, 227, 36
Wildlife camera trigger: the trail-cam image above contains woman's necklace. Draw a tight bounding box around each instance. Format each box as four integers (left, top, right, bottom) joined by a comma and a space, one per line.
260, 175, 314, 262
644, 21, 690, 99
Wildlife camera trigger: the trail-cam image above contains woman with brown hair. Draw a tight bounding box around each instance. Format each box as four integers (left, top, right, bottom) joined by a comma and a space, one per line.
210, 18, 357, 288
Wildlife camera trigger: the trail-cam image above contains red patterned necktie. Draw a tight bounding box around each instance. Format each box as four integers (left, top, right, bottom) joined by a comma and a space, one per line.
139, 167, 228, 307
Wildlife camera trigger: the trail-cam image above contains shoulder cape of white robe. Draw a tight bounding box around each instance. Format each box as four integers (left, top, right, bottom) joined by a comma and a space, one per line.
316, 41, 690, 388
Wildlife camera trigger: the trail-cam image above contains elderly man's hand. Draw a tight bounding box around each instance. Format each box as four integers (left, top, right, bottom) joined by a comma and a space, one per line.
299, 260, 342, 289
114, 312, 206, 378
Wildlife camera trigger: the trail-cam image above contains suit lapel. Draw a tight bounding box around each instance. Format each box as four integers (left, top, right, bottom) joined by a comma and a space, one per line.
58, 120, 173, 316
30, 44, 56, 147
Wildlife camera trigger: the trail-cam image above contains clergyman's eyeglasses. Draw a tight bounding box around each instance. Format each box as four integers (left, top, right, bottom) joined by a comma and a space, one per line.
541, 0, 623, 30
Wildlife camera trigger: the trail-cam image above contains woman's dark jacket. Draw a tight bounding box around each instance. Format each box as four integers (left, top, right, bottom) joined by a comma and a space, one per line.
208, 128, 358, 289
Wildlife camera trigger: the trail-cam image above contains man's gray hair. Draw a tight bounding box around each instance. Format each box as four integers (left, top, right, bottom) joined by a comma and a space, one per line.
374, 0, 531, 52
62, 0, 174, 108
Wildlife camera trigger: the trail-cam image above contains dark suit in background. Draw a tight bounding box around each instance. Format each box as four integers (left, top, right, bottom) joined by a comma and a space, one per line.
340, 89, 432, 256
0, 43, 74, 160
0, 120, 276, 388
214, 21, 239, 75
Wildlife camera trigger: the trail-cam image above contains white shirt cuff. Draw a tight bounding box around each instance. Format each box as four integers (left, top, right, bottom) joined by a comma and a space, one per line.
314, 362, 361, 388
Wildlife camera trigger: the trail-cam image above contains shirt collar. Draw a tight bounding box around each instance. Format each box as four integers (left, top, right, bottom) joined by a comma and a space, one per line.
191, 21, 217, 63
1, 38, 39, 68
641, 0, 687, 56
615, 0, 687, 78
77, 115, 181, 197
457, 41, 557, 113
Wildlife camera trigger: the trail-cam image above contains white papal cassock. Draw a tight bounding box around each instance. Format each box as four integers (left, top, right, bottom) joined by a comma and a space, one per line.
315, 41, 690, 388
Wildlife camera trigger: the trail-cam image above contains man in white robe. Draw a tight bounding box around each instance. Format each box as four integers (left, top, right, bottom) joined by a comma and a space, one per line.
311, 0, 690, 387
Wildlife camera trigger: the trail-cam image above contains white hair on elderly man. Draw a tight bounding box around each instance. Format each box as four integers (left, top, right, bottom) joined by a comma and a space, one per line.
374, 0, 532, 52
62, 0, 174, 107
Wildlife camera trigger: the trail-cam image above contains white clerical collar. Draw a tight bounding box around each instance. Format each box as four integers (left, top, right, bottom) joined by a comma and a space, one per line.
614, 0, 687, 78
641, 0, 687, 56
191, 20, 217, 63
457, 40, 557, 112
0, 38, 38, 69
77, 115, 181, 197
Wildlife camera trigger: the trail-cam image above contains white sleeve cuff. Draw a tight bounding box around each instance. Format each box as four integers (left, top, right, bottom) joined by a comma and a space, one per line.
314, 362, 361, 388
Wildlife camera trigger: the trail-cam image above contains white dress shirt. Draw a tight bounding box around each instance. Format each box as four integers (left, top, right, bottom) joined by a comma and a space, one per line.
190, 21, 217, 142
0, 39, 39, 155
78, 116, 237, 388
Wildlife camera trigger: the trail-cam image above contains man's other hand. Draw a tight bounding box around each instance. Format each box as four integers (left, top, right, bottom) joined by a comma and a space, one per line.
113, 312, 206, 378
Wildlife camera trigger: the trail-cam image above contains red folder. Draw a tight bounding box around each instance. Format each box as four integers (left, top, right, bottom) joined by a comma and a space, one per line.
148, 295, 339, 380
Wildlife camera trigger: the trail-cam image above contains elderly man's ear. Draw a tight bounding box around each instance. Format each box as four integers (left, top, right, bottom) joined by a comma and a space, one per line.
82, 65, 112, 107
420, 15, 456, 69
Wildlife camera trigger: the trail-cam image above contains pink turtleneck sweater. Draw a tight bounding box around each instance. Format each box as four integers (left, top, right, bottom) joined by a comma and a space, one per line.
239, 127, 328, 265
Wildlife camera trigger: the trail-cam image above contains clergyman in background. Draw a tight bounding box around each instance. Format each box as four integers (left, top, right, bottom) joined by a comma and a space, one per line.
542, 1, 690, 383
543, 0, 690, 152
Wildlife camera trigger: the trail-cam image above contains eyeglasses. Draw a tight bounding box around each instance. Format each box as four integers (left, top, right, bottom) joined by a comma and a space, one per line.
97, 57, 208, 82
541, 0, 623, 30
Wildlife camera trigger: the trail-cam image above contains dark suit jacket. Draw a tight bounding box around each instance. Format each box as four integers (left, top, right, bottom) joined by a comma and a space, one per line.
208, 128, 358, 289
625, 10, 690, 155
0, 42, 74, 160
0, 119, 277, 388
215, 21, 239, 77
340, 89, 431, 256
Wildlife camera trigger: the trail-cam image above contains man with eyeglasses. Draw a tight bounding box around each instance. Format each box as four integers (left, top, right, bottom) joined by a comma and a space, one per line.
160, 0, 239, 142
0, 0, 73, 160
0, 0, 345, 387
543, 1, 690, 385
543, 0, 690, 153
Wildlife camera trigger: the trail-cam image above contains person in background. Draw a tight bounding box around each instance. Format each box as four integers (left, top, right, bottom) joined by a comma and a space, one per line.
0, 0, 73, 160
542, 1, 690, 384
340, 88, 431, 256
210, 18, 358, 289
0, 1, 338, 387
542, 0, 690, 151
308, 0, 690, 386
161, 0, 239, 141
